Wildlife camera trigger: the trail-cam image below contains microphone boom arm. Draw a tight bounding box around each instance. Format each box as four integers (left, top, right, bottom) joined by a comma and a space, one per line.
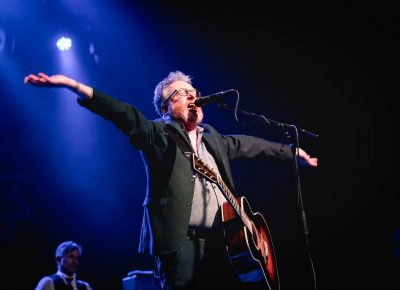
217, 103, 319, 138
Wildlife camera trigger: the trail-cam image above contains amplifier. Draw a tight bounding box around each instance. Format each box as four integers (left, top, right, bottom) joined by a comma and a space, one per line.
122, 270, 161, 290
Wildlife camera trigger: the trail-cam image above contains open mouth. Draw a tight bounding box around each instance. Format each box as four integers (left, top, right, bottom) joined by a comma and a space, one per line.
187, 103, 197, 111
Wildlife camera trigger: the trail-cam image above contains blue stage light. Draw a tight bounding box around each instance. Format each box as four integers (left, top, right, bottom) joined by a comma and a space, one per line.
56, 37, 72, 51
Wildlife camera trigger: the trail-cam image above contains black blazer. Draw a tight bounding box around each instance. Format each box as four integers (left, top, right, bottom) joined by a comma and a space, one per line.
79, 89, 293, 255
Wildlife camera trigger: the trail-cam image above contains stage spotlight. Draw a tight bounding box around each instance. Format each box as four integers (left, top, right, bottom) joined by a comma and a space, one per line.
56, 37, 72, 51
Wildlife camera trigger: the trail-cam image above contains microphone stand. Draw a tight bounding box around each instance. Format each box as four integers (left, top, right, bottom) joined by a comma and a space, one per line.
218, 103, 318, 290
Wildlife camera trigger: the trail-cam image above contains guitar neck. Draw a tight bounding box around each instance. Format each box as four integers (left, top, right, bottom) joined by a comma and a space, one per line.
191, 153, 254, 234
216, 176, 253, 233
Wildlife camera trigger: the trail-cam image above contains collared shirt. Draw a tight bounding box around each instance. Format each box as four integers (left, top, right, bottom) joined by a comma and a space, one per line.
57, 271, 77, 289
34, 270, 92, 290
188, 127, 228, 231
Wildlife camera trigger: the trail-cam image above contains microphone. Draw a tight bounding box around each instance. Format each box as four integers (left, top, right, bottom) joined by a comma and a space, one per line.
194, 90, 233, 107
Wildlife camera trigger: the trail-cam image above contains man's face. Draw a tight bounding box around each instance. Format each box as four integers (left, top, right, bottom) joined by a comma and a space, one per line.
57, 249, 80, 276
162, 80, 203, 128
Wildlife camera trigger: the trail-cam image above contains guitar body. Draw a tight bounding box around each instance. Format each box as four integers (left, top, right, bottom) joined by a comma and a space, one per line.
222, 196, 280, 290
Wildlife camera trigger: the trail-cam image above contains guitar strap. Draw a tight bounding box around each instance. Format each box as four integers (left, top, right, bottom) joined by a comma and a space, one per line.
166, 126, 194, 159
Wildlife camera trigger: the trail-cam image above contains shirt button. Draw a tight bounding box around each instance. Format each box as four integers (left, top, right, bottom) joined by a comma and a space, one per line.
186, 202, 192, 208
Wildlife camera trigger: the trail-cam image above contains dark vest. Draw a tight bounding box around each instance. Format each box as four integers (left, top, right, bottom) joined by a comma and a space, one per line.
49, 274, 87, 290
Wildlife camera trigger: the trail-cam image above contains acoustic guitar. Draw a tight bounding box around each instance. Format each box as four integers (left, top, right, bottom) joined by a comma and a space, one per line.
191, 153, 280, 290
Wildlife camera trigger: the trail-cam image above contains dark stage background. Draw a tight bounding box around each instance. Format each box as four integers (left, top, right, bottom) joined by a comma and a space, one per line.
1, 1, 398, 289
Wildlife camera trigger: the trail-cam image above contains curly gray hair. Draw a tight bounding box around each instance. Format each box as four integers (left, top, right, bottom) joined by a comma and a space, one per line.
153, 71, 192, 117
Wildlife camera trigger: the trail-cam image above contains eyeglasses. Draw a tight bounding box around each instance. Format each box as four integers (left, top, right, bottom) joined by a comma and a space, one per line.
163, 88, 201, 106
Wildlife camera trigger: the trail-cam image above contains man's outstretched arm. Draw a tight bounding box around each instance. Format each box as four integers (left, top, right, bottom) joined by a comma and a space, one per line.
24, 72, 93, 100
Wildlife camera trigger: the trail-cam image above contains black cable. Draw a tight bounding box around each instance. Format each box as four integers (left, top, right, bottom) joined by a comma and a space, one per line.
289, 125, 317, 290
